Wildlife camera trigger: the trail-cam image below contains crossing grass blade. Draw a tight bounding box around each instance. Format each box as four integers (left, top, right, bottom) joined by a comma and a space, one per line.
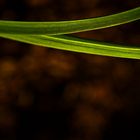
0, 7, 140, 35
0, 33, 140, 59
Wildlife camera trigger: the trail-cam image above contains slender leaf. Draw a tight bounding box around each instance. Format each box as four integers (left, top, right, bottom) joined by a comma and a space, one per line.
0, 33, 140, 59
0, 7, 140, 35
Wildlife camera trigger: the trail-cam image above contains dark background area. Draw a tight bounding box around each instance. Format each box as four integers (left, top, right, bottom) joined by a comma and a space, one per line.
0, 0, 140, 140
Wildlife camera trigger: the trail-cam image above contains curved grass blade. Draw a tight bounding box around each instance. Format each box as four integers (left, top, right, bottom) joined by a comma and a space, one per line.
0, 33, 140, 59
0, 7, 140, 35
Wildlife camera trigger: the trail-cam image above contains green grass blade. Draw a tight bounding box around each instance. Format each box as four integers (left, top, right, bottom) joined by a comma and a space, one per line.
0, 7, 140, 35
0, 33, 140, 59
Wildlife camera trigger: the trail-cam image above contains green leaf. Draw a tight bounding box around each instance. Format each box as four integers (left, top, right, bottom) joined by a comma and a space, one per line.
0, 7, 140, 59
0, 7, 140, 35
1, 34, 140, 59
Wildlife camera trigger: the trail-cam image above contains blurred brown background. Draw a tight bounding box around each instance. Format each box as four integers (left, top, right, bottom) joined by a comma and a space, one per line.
0, 0, 140, 140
